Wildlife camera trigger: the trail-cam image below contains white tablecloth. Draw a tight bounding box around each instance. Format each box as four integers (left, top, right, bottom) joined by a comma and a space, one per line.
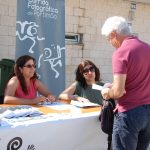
0, 105, 108, 150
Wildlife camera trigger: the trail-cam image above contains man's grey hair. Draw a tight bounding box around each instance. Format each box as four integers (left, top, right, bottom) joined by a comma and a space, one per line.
101, 16, 132, 37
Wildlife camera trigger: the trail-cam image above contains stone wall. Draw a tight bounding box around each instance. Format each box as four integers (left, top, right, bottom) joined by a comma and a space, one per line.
0, 0, 16, 59
0, 0, 150, 87
65, 0, 150, 86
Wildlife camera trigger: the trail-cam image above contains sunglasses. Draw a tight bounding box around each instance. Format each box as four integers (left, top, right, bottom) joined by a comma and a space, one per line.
83, 66, 95, 74
23, 64, 36, 68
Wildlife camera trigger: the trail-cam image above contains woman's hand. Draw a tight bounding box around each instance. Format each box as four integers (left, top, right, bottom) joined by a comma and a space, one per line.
46, 94, 56, 102
34, 94, 56, 104
77, 96, 90, 103
34, 96, 47, 104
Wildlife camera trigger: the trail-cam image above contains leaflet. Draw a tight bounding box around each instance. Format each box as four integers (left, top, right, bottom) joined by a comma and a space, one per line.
92, 83, 112, 91
70, 100, 100, 108
92, 84, 104, 91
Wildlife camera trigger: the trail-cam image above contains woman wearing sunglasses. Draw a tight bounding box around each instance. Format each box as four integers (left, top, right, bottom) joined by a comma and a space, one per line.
59, 60, 104, 105
4, 55, 56, 105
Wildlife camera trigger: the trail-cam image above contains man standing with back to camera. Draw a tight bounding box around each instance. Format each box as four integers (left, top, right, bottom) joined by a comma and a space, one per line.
101, 16, 150, 150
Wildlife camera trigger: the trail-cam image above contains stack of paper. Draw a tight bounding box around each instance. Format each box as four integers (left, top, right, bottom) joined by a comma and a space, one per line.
0, 107, 43, 119
70, 100, 100, 108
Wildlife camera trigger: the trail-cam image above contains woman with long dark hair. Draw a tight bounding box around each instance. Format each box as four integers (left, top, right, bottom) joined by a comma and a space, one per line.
4, 55, 55, 105
59, 60, 104, 105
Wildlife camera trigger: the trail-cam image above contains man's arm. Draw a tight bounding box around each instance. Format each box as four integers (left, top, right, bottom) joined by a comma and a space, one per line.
101, 74, 126, 100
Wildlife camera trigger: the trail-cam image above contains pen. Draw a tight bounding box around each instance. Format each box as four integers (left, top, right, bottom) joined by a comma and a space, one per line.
46, 97, 50, 102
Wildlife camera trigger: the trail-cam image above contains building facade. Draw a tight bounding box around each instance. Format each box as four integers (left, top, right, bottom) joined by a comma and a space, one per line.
0, 0, 150, 87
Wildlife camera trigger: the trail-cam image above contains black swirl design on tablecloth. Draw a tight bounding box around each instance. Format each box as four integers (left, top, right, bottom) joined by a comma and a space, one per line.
7, 137, 22, 150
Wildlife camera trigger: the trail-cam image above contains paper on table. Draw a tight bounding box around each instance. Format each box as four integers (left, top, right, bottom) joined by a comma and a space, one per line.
44, 102, 78, 111
0, 105, 33, 114
0, 108, 43, 119
38, 101, 57, 106
70, 100, 100, 108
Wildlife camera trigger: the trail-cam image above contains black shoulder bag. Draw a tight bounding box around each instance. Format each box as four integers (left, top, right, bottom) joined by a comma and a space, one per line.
99, 99, 116, 150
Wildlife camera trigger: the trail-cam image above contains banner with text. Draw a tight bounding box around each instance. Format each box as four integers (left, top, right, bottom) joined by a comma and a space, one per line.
16, 0, 65, 96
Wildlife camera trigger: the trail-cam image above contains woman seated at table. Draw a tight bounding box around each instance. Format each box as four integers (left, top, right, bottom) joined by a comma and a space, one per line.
4, 55, 56, 105
59, 60, 104, 105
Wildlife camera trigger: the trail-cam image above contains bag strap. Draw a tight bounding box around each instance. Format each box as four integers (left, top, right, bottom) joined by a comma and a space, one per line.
107, 134, 112, 150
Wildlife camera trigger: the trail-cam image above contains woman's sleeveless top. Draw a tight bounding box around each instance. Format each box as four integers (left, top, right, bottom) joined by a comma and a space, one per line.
15, 79, 37, 99
75, 81, 104, 105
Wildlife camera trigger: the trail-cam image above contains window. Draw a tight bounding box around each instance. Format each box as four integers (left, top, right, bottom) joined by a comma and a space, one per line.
65, 33, 83, 44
